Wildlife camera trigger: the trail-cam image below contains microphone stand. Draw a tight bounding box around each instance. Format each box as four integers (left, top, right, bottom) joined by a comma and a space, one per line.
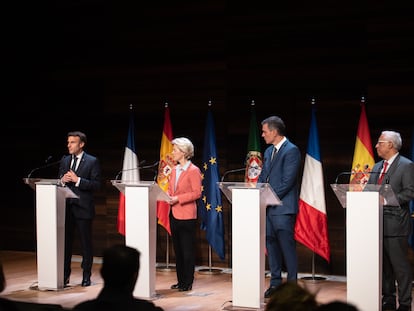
26, 158, 63, 179
221, 167, 246, 182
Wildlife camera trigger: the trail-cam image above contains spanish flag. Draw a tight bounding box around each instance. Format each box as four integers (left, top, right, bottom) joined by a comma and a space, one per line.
350, 97, 374, 185
156, 103, 174, 235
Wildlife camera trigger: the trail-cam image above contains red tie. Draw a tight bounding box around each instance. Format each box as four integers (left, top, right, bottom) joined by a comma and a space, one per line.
378, 161, 388, 184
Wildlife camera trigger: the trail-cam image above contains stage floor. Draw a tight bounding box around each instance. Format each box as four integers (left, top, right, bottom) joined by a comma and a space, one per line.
0, 250, 357, 310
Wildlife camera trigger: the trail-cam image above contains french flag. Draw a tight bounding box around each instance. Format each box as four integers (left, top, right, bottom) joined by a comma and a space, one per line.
294, 102, 330, 262
117, 108, 140, 235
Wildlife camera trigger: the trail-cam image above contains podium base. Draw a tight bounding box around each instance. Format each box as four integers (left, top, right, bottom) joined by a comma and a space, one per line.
222, 303, 265, 310
197, 268, 222, 275
29, 283, 75, 291
300, 276, 326, 283
156, 264, 176, 272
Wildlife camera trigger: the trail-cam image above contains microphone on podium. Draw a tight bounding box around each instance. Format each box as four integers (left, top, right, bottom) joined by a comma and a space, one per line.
221, 167, 246, 182
27, 155, 64, 178
139, 161, 160, 181
334, 168, 390, 185
333, 171, 356, 184
368, 170, 390, 184
114, 160, 147, 180
140, 160, 160, 170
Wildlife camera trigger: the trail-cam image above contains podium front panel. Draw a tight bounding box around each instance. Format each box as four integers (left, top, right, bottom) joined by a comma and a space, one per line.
346, 191, 382, 311
124, 185, 156, 299
36, 184, 66, 290
232, 188, 265, 309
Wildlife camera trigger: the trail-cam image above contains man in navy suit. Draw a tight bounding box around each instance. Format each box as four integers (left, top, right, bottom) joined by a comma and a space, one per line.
59, 131, 101, 287
257, 116, 301, 299
368, 130, 414, 311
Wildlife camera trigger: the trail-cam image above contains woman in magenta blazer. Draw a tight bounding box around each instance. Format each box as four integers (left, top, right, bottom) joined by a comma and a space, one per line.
167, 137, 202, 292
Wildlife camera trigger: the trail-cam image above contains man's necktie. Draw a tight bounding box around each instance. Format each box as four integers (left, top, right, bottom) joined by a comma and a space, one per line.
378, 160, 388, 184
71, 156, 78, 171
271, 146, 277, 161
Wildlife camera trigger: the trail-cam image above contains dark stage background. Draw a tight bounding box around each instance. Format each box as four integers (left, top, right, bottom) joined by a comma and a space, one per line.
3, 2, 414, 276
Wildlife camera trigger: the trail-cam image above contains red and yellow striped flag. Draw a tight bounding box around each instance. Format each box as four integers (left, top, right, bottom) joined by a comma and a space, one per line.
156, 103, 174, 235
350, 97, 374, 185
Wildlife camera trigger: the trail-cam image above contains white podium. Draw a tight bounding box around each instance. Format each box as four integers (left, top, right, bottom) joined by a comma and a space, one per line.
23, 178, 78, 290
219, 182, 281, 309
112, 180, 170, 299
331, 183, 399, 311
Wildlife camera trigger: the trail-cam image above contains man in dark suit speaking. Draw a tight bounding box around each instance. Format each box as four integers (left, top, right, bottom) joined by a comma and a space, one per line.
368, 130, 414, 311
59, 131, 101, 287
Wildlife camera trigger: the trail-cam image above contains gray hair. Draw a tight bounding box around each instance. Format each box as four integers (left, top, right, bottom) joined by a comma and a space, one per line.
172, 137, 194, 159
381, 130, 402, 151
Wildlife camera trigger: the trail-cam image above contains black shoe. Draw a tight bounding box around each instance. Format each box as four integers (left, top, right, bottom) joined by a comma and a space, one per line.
81, 277, 91, 287
264, 286, 277, 299
179, 284, 192, 292
397, 305, 411, 311
383, 302, 396, 311
170, 283, 180, 289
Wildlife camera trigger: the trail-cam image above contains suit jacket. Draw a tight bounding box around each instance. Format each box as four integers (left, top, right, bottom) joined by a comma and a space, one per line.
58, 152, 101, 219
168, 162, 202, 220
368, 154, 414, 236
258, 139, 301, 215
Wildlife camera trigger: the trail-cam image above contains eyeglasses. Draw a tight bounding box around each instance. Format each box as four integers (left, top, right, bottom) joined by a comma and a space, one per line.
377, 140, 390, 144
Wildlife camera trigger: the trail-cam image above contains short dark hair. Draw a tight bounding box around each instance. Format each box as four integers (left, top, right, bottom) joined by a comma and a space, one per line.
68, 131, 87, 144
261, 116, 286, 136
101, 244, 141, 290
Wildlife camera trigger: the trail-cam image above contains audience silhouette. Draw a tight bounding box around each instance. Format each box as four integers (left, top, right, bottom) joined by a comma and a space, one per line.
73, 244, 163, 311
264, 281, 319, 311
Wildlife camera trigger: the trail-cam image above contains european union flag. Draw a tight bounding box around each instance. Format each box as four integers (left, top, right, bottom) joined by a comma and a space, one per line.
199, 107, 225, 260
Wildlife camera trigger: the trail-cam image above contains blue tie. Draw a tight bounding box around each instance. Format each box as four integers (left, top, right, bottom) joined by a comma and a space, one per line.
271, 147, 277, 161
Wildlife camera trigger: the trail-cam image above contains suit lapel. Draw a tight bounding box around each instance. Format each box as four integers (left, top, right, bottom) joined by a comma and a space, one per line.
269, 140, 287, 170
386, 155, 399, 179
75, 153, 86, 173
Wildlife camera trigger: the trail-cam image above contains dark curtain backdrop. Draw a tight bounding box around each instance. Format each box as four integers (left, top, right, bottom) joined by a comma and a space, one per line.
3, 1, 414, 276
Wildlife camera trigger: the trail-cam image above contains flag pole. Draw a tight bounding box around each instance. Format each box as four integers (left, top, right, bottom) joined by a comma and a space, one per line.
156, 230, 176, 272
300, 252, 326, 282
198, 245, 222, 275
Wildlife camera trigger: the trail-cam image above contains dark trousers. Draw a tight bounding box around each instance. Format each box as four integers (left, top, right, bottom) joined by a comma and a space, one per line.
382, 236, 412, 307
64, 205, 93, 279
266, 214, 298, 287
170, 214, 196, 287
